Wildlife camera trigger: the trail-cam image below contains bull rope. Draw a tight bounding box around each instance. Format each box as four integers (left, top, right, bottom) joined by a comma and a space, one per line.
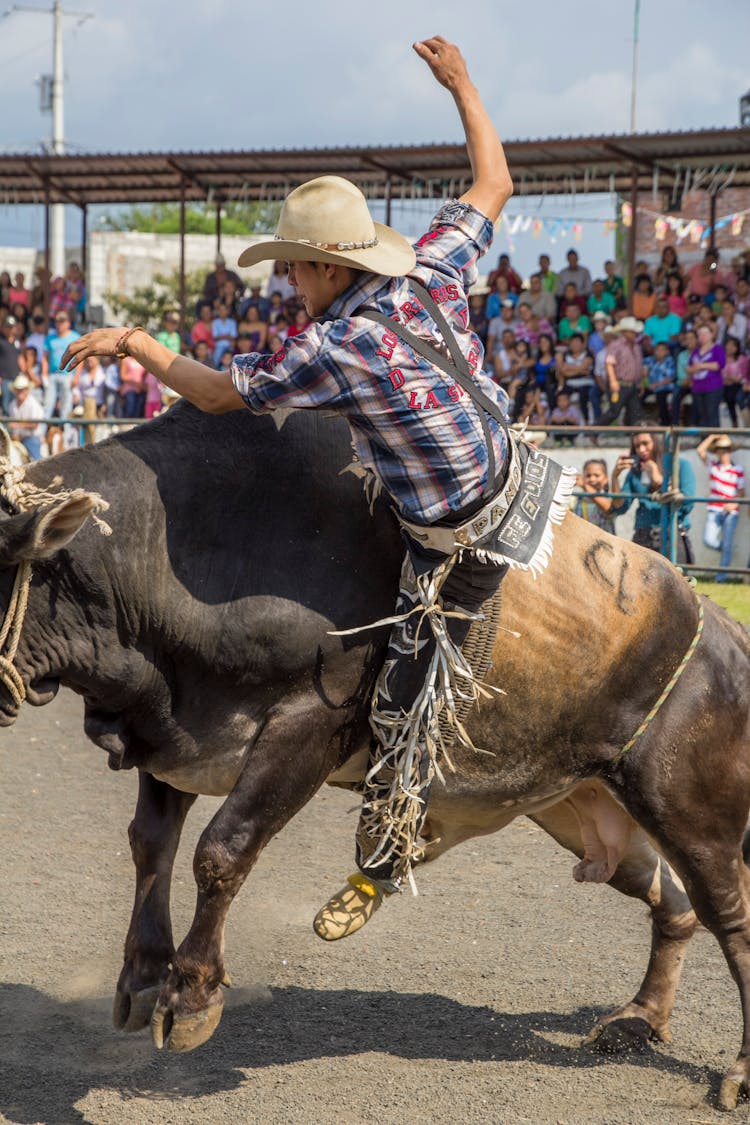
610, 591, 704, 768
0, 450, 111, 708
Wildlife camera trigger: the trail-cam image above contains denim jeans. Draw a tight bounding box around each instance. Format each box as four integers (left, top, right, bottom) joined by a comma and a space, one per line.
43, 372, 74, 421
704, 508, 739, 580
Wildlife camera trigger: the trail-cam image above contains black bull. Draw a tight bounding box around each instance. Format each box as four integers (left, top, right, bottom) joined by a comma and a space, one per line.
2, 402, 750, 1110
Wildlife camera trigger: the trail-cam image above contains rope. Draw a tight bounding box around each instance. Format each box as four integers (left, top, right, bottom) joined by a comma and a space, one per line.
610, 592, 704, 767
0, 449, 112, 709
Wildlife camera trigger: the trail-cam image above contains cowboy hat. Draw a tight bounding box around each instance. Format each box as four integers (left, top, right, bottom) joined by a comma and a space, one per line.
714, 435, 734, 450
12, 375, 30, 392
612, 315, 644, 334
238, 176, 416, 277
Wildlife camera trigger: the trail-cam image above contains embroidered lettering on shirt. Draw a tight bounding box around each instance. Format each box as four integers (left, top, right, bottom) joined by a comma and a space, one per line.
408, 389, 441, 410
376, 328, 399, 361
429, 283, 460, 304
415, 225, 450, 247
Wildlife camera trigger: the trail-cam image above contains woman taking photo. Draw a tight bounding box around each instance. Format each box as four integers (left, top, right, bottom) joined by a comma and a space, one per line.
611, 431, 696, 563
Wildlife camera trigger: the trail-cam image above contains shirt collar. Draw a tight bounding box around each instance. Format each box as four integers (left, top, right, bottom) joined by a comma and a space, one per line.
322, 271, 399, 322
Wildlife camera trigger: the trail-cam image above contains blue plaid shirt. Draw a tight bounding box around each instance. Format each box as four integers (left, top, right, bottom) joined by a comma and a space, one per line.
231, 201, 508, 525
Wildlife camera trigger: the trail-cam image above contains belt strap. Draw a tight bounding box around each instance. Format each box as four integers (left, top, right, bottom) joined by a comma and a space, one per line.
358, 278, 510, 489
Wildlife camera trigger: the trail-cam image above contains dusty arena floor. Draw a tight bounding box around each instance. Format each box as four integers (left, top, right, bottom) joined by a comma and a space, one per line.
0, 690, 743, 1124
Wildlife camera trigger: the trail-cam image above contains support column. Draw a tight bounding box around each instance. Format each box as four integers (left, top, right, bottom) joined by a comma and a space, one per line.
709, 191, 718, 255
179, 182, 187, 344
627, 167, 638, 312
43, 185, 51, 317
385, 175, 392, 228
80, 202, 88, 316
215, 196, 222, 258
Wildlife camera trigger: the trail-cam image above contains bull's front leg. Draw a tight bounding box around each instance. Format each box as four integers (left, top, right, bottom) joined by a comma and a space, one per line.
113, 769, 196, 1032
150, 695, 345, 1052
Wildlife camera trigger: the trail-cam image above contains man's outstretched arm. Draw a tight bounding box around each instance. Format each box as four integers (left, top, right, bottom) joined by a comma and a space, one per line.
413, 36, 513, 223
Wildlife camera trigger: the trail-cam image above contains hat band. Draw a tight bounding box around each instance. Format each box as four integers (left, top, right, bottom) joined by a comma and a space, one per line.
274, 234, 379, 252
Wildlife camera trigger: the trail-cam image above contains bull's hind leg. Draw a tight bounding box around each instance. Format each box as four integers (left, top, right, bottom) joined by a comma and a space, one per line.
533, 797, 697, 1052
113, 770, 196, 1032
150, 694, 345, 1052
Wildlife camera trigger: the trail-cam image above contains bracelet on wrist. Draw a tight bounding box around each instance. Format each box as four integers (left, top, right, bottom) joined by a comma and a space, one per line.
114, 325, 145, 359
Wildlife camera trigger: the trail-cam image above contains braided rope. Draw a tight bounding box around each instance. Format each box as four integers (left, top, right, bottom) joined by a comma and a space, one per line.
610, 593, 704, 767
0, 451, 112, 709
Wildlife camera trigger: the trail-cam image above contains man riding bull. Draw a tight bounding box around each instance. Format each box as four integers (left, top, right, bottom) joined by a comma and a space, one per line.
62, 36, 517, 940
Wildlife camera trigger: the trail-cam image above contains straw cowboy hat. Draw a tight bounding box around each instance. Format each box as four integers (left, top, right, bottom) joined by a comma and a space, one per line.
714, 435, 735, 451
612, 315, 644, 334
238, 176, 417, 277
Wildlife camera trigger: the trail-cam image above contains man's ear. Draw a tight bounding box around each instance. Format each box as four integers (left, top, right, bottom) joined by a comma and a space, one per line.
0, 492, 99, 566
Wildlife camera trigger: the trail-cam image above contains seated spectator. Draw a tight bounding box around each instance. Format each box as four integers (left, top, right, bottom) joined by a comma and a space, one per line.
697, 433, 745, 581
555, 332, 594, 422
192, 339, 212, 367
468, 284, 489, 346
211, 301, 238, 367
722, 336, 747, 428
654, 245, 683, 289
486, 303, 519, 360
267, 291, 286, 324
487, 252, 522, 295
217, 348, 234, 374
717, 298, 748, 349
241, 304, 269, 351
555, 248, 592, 298
533, 333, 558, 407
25, 315, 47, 366
266, 319, 288, 351
486, 274, 517, 318
218, 277, 242, 318
632, 275, 657, 321
8, 374, 44, 459
144, 370, 164, 420
603, 259, 626, 308
588, 311, 610, 357
8, 272, 30, 311
687, 249, 735, 300
72, 355, 106, 443
643, 295, 683, 353
574, 458, 616, 533
0, 271, 10, 304
664, 271, 687, 318
548, 389, 583, 444
203, 254, 243, 308
486, 326, 517, 386
266, 260, 295, 302
537, 253, 557, 294
508, 339, 535, 409
514, 302, 554, 350
517, 272, 556, 322
558, 301, 591, 342
559, 280, 587, 318
586, 278, 616, 318
120, 354, 147, 418
238, 283, 270, 322
735, 276, 750, 319
0, 317, 21, 415
643, 341, 676, 425
65, 261, 86, 324
19, 345, 43, 400
286, 308, 312, 340
103, 356, 121, 418
190, 302, 215, 351
516, 385, 548, 427
611, 431, 695, 562
156, 311, 182, 354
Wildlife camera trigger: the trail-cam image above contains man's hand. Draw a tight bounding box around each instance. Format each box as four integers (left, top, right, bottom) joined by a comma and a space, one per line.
61, 327, 125, 371
413, 37, 470, 93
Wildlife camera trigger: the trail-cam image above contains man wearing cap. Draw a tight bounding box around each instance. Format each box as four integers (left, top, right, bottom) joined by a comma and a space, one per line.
62, 36, 515, 939
697, 433, 745, 581
8, 374, 44, 460
0, 316, 21, 416
598, 316, 645, 427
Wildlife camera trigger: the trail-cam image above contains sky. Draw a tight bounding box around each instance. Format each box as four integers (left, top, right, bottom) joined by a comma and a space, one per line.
0, 0, 748, 276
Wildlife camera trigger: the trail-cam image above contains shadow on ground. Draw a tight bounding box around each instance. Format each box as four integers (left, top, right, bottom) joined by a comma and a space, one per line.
0, 981, 717, 1123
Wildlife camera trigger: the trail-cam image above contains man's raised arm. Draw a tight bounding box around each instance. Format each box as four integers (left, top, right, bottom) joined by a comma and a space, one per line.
413, 36, 513, 223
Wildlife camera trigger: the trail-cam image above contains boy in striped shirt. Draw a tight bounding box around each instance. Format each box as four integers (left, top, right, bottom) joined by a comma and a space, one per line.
697, 434, 745, 582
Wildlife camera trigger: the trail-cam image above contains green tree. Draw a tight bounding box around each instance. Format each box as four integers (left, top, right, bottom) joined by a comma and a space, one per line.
105, 267, 205, 330
100, 200, 281, 236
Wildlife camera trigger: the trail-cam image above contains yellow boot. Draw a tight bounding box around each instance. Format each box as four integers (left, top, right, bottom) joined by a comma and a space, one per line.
313, 872, 390, 941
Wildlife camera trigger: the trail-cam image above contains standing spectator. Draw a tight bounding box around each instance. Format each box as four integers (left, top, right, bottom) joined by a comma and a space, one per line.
190, 303, 215, 352
643, 341, 676, 425
697, 434, 745, 581
25, 315, 47, 366
8, 374, 44, 459
211, 302, 237, 367
611, 431, 695, 562
487, 252, 522, 294
43, 310, 80, 421
664, 271, 687, 318
686, 324, 726, 429
517, 273, 556, 321
599, 316, 645, 427
654, 245, 683, 289
556, 332, 594, 422
586, 278, 616, 318
722, 336, 748, 428
686, 249, 733, 300
103, 356, 121, 418
632, 275, 657, 322
0, 316, 21, 415
120, 353, 147, 418
72, 355, 106, 444
603, 260, 626, 308
555, 249, 592, 298
716, 299, 748, 350
574, 458, 616, 533
673, 328, 697, 425
65, 262, 86, 325
203, 254, 243, 308
156, 311, 182, 354
588, 311, 610, 358
144, 371, 164, 420
537, 253, 557, 294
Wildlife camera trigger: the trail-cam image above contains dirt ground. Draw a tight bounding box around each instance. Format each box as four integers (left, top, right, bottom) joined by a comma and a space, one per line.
0, 689, 744, 1125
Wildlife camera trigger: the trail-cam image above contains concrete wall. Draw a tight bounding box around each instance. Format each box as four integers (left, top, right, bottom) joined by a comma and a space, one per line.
547, 441, 750, 572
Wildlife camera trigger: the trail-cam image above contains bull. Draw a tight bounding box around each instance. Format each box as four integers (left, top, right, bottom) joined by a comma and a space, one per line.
0, 403, 749, 1111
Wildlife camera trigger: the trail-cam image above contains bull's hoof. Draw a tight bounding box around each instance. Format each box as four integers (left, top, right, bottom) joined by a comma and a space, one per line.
113, 985, 161, 1032
718, 1067, 749, 1112
150, 994, 224, 1052
582, 1016, 653, 1054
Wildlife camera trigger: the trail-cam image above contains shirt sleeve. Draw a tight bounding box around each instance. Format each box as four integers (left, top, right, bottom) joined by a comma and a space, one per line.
411, 200, 494, 292
230, 320, 350, 414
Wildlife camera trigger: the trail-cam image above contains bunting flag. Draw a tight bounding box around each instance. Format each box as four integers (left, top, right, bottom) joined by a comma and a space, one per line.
621, 200, 750, 248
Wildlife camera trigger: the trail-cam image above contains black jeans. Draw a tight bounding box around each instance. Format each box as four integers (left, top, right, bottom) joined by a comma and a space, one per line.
598, 383, 644, 426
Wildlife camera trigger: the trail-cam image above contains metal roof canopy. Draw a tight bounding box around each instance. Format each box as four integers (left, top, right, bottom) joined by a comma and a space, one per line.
1, 127, 749, 207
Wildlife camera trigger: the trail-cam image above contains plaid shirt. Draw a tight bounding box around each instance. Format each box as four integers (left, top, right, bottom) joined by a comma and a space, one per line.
232, 201, 508, 525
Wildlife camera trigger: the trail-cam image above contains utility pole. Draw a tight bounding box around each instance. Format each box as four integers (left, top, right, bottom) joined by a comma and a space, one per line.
2, 1, 93, 276
630, 0, 641, 133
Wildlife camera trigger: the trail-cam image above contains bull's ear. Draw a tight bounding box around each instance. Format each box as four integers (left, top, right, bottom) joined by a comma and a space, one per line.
0, 493, 99, 566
